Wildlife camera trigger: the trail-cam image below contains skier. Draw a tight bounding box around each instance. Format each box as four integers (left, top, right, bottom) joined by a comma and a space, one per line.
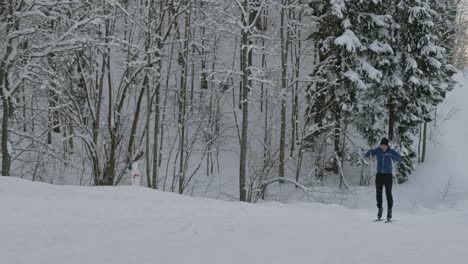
365, 137, 402, 221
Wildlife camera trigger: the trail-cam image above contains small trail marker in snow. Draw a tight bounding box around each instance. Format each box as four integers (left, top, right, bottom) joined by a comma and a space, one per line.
131, 163, 140, 186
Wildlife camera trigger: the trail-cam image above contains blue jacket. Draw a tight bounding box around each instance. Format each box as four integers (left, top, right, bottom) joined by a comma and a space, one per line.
365, 147, 402, 174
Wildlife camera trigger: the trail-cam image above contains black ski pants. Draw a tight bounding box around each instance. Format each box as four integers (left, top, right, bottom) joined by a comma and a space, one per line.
375, 173, 393, 209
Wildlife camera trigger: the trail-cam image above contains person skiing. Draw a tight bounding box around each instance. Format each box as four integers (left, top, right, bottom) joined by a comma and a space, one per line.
365, 137, 402, 221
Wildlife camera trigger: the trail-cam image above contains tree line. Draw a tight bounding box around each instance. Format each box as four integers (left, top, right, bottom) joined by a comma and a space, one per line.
0, 0, 465, 202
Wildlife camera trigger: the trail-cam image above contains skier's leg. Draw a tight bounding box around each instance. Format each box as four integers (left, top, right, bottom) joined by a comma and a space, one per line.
384, 174, 393, 220
375, 174, 384, 209
384, 174, 393, 209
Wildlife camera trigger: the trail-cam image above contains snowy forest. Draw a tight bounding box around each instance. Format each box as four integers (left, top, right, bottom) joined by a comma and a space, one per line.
1, 0, 467, 202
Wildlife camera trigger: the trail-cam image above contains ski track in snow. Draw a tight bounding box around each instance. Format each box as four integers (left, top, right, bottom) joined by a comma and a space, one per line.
1, 72, 468, 263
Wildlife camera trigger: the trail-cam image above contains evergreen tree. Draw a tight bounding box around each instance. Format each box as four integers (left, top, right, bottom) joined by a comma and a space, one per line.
393, 0, 456, 182
354, 0, 400, 148
308, 0, 456, 183
308, 0, 396, 178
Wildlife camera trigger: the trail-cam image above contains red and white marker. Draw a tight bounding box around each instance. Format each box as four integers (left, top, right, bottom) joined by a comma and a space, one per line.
131, 162, 140, 186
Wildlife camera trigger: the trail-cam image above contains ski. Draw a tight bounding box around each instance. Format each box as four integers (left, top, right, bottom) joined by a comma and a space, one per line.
373, 219, 397, 223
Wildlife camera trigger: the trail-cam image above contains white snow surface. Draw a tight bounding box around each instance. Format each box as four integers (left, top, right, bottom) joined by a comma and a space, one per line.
1, 72, 468, 264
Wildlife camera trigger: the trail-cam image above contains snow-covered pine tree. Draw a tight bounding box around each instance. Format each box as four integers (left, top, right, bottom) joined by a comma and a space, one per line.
392, 0, 456, 182
419, 0, 458, 162
353, 0, 400, 148
308, 0, 392, 184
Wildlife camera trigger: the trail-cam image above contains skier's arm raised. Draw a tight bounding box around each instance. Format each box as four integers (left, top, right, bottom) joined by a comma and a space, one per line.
364, 148, 378, 158
390, 149, 403, 163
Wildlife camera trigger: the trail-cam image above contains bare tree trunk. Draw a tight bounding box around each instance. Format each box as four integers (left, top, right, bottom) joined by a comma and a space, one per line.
178, 5, 190, 194
1, 1, 14, 176
339, 121, 349, 189
418, 122, 422, 164
47, 95, 54, 144
22, 86, 26, 132
145, 1, 153, 188
261, 36, 270, 177
105, 46, 117, 186
334, 107, 341, 176
90, 50, 106, 185
421, 122, 427, 163
388, 101, 396, 140
260, 7, 268, 113
152, 72, 161, 188
279, 0, 290, 183
1, 90, 10, 176
239, 0, 252, 202
145, 86, 152, 187
159, 29, 177, 169
290, 9, 301, 157
68, 123, 74, 150
101, 13, 120, 186
151, 0, 164, 188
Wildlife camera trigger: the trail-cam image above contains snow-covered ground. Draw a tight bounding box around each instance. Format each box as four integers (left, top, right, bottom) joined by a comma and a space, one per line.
1, 72, 467, 264
1, 176, 468, 264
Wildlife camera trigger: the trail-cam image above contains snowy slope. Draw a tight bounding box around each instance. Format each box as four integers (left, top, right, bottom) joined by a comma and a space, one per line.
394, 71, 468, 210
1, 72, 468, 264
1, 176, 468, 264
